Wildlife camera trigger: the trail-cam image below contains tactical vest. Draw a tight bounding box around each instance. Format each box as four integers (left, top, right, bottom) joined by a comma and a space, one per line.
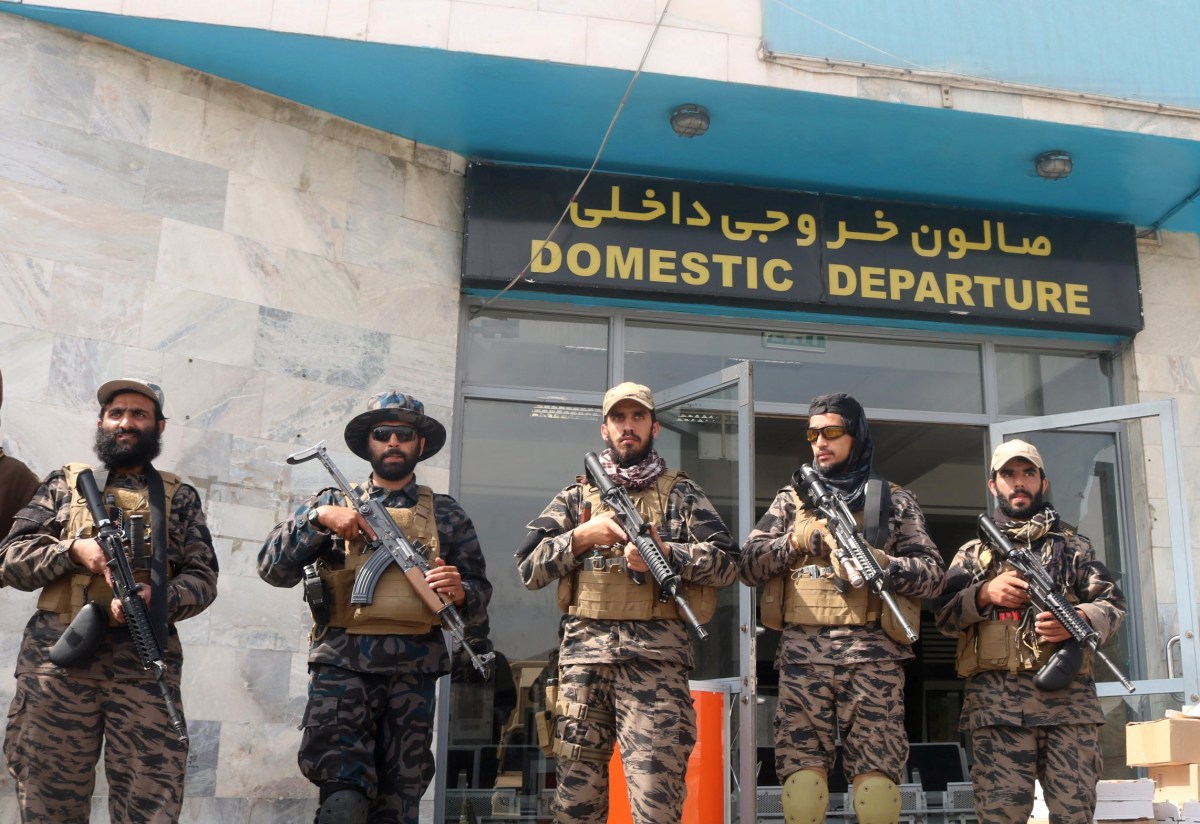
321, 486, 441, 635
759, 487, 920, 644
38, 463, 181, 625
954, 540, 1087, 678
555, 470, 717, 624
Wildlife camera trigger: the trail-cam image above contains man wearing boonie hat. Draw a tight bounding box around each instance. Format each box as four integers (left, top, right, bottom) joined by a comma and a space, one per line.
0, 377, 218, 823
739, 392, 944, 824
517, 382, 738, 824
935, 439, 1126, 824
259, 391, 491, 824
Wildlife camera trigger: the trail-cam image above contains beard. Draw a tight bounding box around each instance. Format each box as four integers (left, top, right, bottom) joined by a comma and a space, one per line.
371, 448, 417, 482
610, 435, 654, 468
94, 426, 161, 471
998, 487, 1044, 519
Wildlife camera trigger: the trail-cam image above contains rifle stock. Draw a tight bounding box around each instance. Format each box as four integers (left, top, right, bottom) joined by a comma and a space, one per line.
976, 513, 1133, 693
582, 452, 708, 639
794, 464, 918, 643
75, 469, 189, 743
286, 442, 495, 676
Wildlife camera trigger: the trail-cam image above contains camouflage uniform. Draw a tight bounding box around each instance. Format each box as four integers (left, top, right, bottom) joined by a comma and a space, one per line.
518, 477, 738, 824
933, 508, 1125, 824
739, 485, 944, 786
0, 469, 218, 824
258, 479, 490, 824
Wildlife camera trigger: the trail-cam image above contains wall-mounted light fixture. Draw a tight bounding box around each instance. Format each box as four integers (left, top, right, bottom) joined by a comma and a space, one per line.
670, 104, 709, 138
1035, 150, 1073, 180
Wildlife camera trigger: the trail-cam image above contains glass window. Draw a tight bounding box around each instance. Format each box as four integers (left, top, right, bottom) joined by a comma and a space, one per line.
464, 310, 608, 390
625, 322, 983, 413
995, 348, 1115, 416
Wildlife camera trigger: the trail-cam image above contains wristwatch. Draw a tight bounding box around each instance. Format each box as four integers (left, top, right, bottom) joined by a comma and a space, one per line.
304, 507, 323, 529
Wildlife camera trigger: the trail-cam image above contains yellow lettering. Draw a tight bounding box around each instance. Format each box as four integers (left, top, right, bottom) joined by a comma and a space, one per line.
828, 264, 856, 296
914, 271, 945, 303
1004, 279, 1032, 310
1036, 281, 1063, 312
606, 246, 643, 280
763, 259, 793, 292
889, 269, 915, 300
681, 252, 709, 286
649, 249, 677, 283
974, 275, 1001, 308
946, 274, 974, 306
531, 240, 561, 274
860, 266, 886, 299
745, 256, 759, 290
1065, 283, 1090, 315
568, 243, 601, 277
711, 254, 740, 288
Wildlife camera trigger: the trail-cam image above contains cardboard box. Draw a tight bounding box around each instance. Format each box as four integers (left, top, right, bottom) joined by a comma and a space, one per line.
1128, 718, 1200, 767
1150, 763, 1200, 805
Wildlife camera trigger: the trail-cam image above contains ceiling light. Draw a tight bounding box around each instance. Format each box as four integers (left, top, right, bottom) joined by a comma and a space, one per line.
670, 104, 710, 138
1035, 150, 1072, 180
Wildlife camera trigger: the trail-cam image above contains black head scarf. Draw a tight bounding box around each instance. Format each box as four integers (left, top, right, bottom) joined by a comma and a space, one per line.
807, 392, 874, 509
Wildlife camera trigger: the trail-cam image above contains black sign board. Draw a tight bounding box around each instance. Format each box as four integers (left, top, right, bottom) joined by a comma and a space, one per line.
463, 164, 1143, 336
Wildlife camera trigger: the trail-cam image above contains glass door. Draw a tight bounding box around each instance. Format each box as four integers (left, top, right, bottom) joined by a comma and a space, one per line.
653, 362, 755, 824
991, 400, 1198, 761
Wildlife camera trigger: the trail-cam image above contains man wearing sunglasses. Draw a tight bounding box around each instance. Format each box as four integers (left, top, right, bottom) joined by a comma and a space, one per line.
517, 382, 738, 824
739, 393, 944, 824
259, 392, 491, 824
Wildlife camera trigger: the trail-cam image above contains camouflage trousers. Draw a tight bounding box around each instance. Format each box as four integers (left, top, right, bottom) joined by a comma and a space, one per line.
4, 670, 188, 824
774, 659, 907, 785
969, 723, 1100, 824
299, 663, 436, 824
553, 659, 696, 824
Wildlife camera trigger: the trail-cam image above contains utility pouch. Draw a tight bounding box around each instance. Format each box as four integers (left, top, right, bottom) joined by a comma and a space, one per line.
49, 601, 108, 668
302, 563, 330, 627
536, 677, 559, 756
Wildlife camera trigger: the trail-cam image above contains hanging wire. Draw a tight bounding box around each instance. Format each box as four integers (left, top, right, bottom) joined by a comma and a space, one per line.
469, 0, 676, 317
767, 0, 929, 70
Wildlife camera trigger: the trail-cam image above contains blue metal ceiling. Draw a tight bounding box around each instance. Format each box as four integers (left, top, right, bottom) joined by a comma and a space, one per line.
5, 4, 1200, 236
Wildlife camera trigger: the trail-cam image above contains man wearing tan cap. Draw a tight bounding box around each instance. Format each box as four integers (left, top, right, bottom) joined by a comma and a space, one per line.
934, 439, 1126, 824
0, 378, 218, 823
517, 382, 738, 824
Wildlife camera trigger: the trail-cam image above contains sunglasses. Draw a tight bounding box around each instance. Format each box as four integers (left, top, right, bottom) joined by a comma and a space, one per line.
805, 425, 848, 443
370, 425, 418, 443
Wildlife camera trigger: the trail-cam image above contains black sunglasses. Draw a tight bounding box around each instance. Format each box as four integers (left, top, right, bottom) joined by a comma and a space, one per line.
371, 425, 418, 443
805, 425, 848, 443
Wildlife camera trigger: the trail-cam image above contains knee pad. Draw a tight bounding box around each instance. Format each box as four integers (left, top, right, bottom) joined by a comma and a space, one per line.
782, 768, 828, 824
851, 772, 901, 824
315, 788, 368, 824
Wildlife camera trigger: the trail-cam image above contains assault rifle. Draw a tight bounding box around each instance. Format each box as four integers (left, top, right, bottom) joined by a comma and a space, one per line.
582, 451, 708, 639
793, 464, 918, 643
286, 442, 495, 676
75, 469, 189, 743
977, 513, 1134, 693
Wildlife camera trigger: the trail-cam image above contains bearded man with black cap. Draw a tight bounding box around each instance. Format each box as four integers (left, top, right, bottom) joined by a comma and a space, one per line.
259, 391, 490, 824
933, 439, 1125, 824
739, 392, 944, 824
0, 377, 218, 824
517, 382, 738, 824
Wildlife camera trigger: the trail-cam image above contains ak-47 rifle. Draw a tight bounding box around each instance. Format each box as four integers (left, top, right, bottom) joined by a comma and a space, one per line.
286, 441, 495, 676
976, 513, 1134, 693
582, 451, 708, 639
793, 464, 918, 643
75, 468, 189, 743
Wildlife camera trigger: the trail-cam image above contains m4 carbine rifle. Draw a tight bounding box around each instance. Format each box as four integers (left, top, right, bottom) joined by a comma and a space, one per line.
582, 451, 708, 639
286, 441, 495, 676
75, 468, 189, 743
793, 464, 918, 643
976, 513, 1134, 693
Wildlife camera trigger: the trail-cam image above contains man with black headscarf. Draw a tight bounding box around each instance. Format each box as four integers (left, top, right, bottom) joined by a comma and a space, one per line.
739, 393, 944, 824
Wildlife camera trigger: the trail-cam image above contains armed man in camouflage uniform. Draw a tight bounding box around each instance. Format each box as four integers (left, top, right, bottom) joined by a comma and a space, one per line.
933, 439, 1126, 824
517, 382, 738, 824
259, 392, 491, 824
739, 393, 944, 824
0, 378, 219, 824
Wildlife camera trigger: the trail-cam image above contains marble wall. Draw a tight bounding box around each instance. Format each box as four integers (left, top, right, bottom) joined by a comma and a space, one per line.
0, 13, 464, 822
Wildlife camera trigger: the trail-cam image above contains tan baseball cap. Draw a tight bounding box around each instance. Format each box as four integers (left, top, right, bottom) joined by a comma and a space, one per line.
601, 382, 654, 417
97, 378, 165, 411
990, 439, 1044, 473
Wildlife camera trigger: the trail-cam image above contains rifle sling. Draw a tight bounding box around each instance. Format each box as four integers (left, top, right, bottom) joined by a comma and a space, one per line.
144, 463, 170, 652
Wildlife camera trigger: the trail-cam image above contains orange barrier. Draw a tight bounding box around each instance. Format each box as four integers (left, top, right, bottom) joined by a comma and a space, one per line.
606, 687, 727, 824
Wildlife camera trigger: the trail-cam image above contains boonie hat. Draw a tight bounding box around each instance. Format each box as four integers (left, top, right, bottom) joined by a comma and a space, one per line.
344, 391, 446, 462
990, 439, 1045, 473
601, 382, 655, 417
97, 378, 166, 413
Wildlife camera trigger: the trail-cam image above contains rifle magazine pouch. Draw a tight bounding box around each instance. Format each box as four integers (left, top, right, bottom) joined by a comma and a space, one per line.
759, 574, 785, 631
881, 594, 922, 644
49, 601, 108, 667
